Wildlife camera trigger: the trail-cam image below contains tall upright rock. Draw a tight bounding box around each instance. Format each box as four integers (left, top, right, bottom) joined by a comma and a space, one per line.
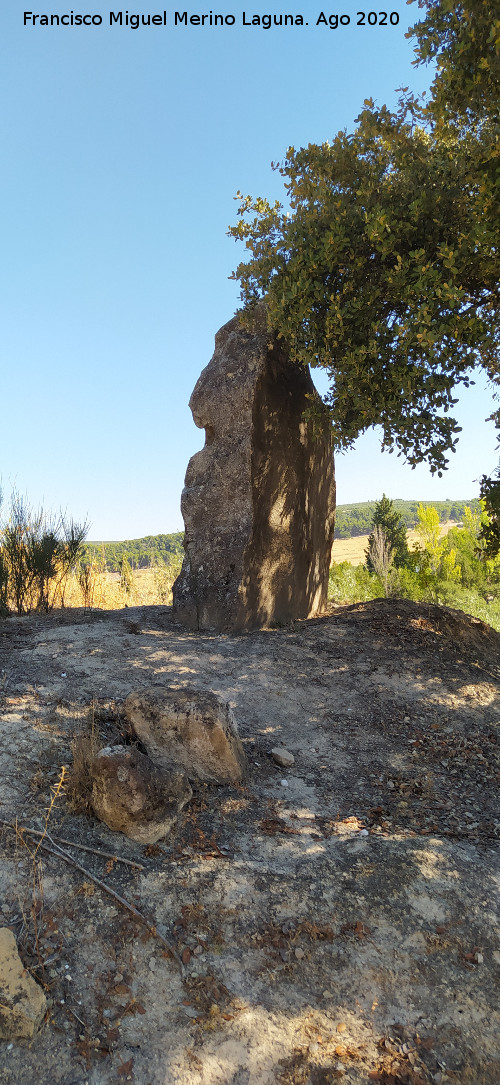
173, 310, 335, 632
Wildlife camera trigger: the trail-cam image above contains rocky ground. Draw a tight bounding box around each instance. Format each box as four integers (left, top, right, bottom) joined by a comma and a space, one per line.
0, 598, 499, 1085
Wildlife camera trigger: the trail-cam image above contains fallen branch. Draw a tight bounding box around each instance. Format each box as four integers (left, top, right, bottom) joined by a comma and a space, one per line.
45, 831, 184, 971
0, 820, 144, 870
0, 819, 183, 972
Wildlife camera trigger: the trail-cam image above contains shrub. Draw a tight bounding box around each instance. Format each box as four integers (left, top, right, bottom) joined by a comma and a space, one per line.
0, 492, 88, 614
328, 562, 382, 604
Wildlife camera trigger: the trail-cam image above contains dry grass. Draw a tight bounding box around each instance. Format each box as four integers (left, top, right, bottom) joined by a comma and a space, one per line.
66, 701, 103, 814
331, 521, 456, 566
61, 563, 181, 611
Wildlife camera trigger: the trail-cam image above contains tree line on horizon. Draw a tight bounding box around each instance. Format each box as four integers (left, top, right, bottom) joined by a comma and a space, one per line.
81, 532, 184, 573
81, 498, 482, 568
330, 495, 500, 631
334, 498, 480, 539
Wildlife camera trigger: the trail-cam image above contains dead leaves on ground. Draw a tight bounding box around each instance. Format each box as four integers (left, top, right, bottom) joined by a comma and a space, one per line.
253, 914, 373, 972
181, 971, 241, 1030
260, 816, 300, 836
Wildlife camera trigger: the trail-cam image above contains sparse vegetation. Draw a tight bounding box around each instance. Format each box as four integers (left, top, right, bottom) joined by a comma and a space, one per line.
335, 498, 480, 539
330, 500, 500, 630
0, 490, 185, 614
81, 532, 184, 572
66, 700, 104, 815
0, 491, 88, 615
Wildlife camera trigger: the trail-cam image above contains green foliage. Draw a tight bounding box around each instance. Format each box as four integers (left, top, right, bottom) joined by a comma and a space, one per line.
330, 501, 500, 628
388, 564, 423, 602
366, 495, 409, 571
119, 555, 134, 597
408, 0, 499, 327
436, 583, 500, 631
82, 532, 184, 573
335, 498, 479, 539
409, 0, 499, 127
478, 471, 500, 558
328, 561, 383, 604
229, 2, 499, 474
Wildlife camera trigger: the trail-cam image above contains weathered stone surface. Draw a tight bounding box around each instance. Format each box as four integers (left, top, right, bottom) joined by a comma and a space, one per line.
123, 687, 247, 785
90, 745, 192, 844
172, 309, 336, 631
0, 927, 47, 1040
271, 747, 295, 768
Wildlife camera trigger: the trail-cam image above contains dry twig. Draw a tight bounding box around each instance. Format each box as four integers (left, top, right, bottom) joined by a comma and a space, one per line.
1, 819, 183, 971
0, 820, 144, 870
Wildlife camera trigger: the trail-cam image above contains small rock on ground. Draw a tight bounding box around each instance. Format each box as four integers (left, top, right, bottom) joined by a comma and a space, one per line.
271, 747, 295, 768
0, 927, 47, 1039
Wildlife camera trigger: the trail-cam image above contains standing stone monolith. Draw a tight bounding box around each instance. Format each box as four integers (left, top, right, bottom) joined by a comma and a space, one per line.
172, 308, 335, 632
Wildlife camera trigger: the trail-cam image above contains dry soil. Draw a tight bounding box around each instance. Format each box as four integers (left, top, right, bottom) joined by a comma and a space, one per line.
0, 598, 499, 1085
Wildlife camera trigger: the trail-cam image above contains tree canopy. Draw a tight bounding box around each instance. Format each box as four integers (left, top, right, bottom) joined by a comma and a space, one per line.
366, 495, 410, 571
229, 0, 499, 479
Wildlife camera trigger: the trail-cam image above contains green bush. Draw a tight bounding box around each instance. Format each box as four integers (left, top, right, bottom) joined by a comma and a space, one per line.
433, 583, 500, 631
388, 565, 423, 602
328, 562, 382, 604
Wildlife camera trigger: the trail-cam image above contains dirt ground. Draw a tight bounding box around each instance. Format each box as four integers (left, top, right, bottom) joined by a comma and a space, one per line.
0, 598, 499, 1085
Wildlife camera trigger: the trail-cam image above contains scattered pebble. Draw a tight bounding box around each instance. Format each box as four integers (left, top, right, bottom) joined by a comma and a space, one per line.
280, 779, 289, 787
475, 952, 484, 963
294, 947, 305, 960
272, 748, 295, 768
492, 951, 500, 964
359, 828, 369, 837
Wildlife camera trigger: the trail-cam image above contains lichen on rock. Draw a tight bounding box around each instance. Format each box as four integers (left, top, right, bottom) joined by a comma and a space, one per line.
90, 744, 192, 844
173, 309, 336, 631
123, 686, 247, 785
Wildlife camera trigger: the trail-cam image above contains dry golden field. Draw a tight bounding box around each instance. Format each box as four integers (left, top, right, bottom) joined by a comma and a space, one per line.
60, 564, 179, 610
6, 524, 458, 613
331, 520, 456, 566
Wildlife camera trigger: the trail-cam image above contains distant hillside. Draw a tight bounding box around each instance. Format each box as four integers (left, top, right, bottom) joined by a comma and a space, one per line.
334, 498, 480, 539
82, 498, 481, 569
82, 532, 184, 573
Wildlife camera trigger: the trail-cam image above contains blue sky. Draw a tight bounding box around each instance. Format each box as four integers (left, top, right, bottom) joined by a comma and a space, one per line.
1, 3, 497, 539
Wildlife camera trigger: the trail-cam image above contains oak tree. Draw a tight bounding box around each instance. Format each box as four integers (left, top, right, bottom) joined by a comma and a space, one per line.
229, 0, 499, 479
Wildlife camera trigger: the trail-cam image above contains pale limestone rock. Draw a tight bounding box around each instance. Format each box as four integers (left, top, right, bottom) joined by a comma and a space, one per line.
123, 687, 247, 785
173, 310, 335, 631
271, 747, 295, 768
0, 927, 47, 1040
90, 745, 192, 844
